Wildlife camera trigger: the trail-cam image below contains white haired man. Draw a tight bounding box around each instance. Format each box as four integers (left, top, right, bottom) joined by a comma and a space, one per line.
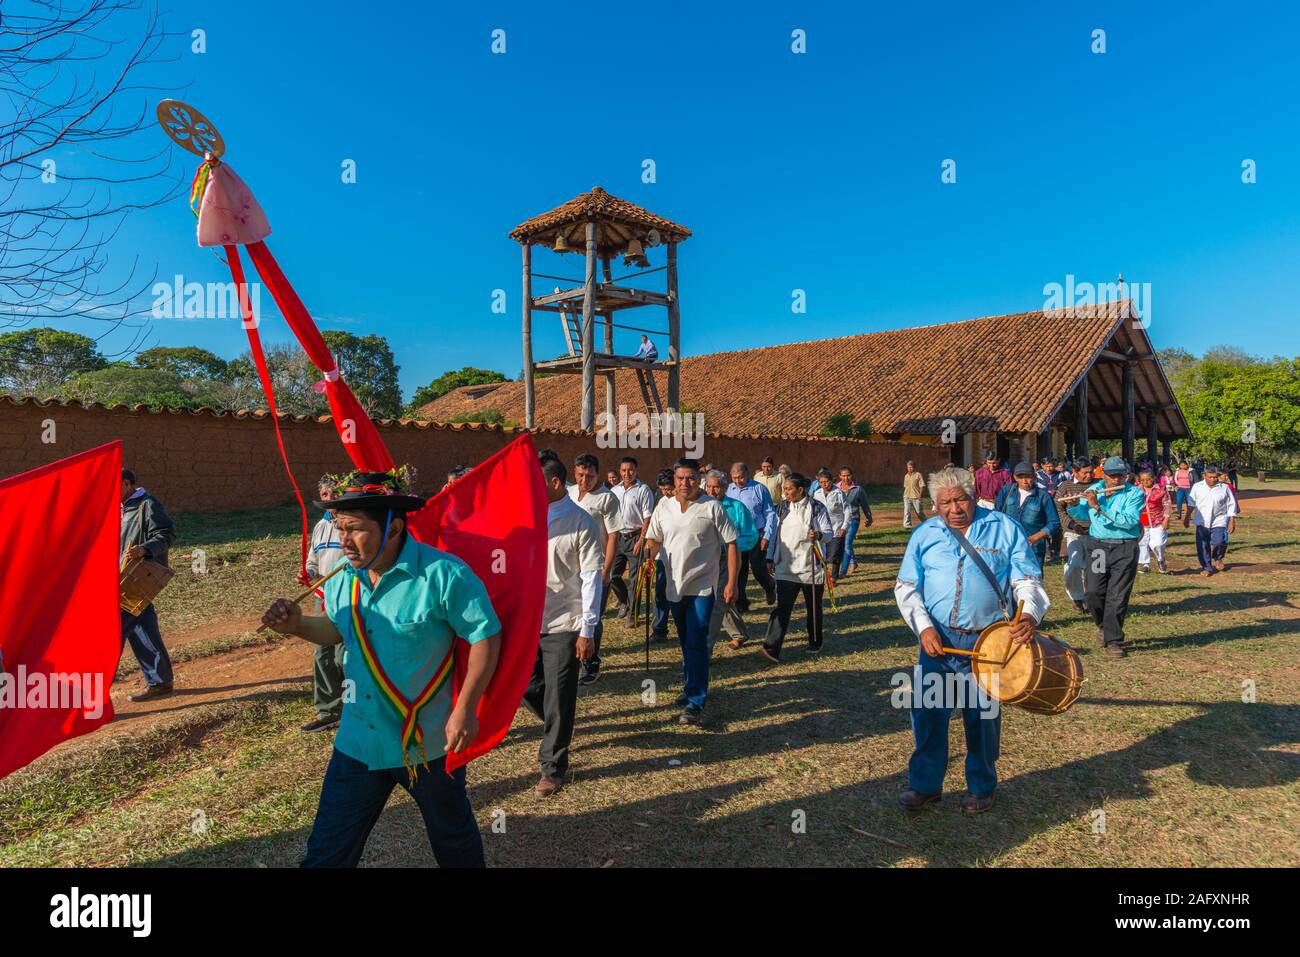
894, 467, 1049, 813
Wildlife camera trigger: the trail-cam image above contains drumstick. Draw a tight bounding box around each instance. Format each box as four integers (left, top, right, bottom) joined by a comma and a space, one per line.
256, 562, 349, 633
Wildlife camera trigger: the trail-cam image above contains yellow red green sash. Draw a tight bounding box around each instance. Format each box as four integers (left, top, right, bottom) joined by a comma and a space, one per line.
348, 576, 454, 781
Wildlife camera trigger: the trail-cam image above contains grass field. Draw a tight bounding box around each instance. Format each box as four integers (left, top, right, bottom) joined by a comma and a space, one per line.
3, 479, 1297, 867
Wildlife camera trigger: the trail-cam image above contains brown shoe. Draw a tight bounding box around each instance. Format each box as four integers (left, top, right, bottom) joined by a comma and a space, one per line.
1104, 643, 1127, 657
127, 682, 173, 702
898, 789, 941, 811
727, 637, 745, 650
960, 792, 996, 814
1213, 559, 1226, 571
535, 773, 564, 797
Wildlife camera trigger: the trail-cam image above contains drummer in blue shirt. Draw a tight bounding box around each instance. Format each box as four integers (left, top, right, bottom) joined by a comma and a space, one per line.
262, 469, 502, 867
894, 467, 1050, 814
995, 462, 1061, 569
1067, 455, 1145, 657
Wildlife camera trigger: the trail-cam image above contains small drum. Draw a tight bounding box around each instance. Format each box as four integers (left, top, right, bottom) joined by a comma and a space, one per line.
969, 620, 1083, 715
120, 557, 175, 617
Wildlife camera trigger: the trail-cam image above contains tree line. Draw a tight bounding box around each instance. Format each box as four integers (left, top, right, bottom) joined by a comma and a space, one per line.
1158, 346, 1300, 468
0, 329, 508, 421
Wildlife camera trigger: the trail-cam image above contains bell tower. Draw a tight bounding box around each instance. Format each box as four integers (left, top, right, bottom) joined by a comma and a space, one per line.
510, 187, 690, 430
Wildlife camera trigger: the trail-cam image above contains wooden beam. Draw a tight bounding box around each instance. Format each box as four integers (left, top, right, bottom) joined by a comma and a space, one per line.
532, 285, 671, 309
580, 220, 597, 431
667, 241, 681, 412
1075, 375, 1089, 459
1122, 360, 1136, 463
535, 354, 676, 373
522, 243, 534, 429
1146, 405, 1159, 465
601, 257, 614, 357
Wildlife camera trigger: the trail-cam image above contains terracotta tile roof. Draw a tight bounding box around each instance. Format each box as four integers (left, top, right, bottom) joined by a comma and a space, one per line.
418, 300, 1190, 439
0, 394, 516, 432
509, 187, 691, 251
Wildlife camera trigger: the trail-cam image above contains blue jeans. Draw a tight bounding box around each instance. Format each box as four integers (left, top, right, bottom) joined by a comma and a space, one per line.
1195, 525, 1227, 572
302, 748, 484, 867
668, 594, 715, 710
1175, 487, 1190, 518
839, 517, 860, 576
908, 629, 1001, 798
119, 604, 173, 687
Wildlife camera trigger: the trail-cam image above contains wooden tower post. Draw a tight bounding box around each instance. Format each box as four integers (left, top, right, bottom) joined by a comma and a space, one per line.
667, 240, 681, 412
580, 219, 598, 431
522, 243, 534, 429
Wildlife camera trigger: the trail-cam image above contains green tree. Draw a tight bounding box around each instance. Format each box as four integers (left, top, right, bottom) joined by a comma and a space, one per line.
0, 329, 107, 397
322, 331, 402, 418
226, 344, 328, 416
134, 346, 230, 381
1157, 347, 1198, 394
822, 412, 853, 437
64, 365, 229, 410
1178, 356, 1300, 467
407, 366, 508, 417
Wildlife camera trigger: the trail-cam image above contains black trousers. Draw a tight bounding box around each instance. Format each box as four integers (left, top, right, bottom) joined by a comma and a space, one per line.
607, 532, 640, 608
764, 578, 825, 654
591, 578, 612, 666
821, 537, 845, 581
521, 631, 580, 777
1083, 536, 1139, 646
736, 541, 776, 611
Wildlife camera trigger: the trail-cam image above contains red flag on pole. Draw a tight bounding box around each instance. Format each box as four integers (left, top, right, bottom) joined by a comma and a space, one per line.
407, 434, 547, 771
0, 442, 122, 781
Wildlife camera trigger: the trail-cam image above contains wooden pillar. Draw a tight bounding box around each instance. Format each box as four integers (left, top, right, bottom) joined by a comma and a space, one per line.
1146, 407, 1159, 466
580, 220, 598, 431
1075, 376, 1089, 459
666, 240, 681, 412
601, 256, 614, 356
1122, 361, 1136, 464
522, 243, 534, 429
1036, 427, 1052, 462
1161, 438, 1171, 467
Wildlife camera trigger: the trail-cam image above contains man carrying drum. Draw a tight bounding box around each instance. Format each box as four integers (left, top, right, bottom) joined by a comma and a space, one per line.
119, 468, 177, 701
894, 466, 1050, 814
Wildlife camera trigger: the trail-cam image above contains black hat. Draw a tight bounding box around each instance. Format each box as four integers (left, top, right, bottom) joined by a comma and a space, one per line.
1013, 461, 1035, 477
316, 470, 426, 513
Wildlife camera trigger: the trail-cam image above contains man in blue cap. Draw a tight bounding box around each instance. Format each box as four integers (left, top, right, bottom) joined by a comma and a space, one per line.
1068, 455, 1145, 657
995, 462, 1060, 569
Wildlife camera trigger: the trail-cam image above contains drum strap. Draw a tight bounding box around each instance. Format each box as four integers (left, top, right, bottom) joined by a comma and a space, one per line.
946, 526, 1012, 621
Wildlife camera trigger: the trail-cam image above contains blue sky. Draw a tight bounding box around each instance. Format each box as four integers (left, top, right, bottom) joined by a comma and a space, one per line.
31, 0, 1300, 398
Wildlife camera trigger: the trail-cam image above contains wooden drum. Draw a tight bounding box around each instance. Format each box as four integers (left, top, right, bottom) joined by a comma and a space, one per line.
120, 557, 175, 617
970, 620, 1083, 715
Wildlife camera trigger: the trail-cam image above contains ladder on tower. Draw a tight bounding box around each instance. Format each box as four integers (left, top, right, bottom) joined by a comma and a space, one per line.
635, 365, 664, 415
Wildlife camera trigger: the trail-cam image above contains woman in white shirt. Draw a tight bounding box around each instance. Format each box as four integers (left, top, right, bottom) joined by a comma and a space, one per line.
812, 469, 849, 585
762, 473, 834, 662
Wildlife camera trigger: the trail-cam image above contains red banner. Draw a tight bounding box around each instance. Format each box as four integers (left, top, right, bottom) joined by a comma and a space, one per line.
0, 442, 122, 780
408, 434, 547, 771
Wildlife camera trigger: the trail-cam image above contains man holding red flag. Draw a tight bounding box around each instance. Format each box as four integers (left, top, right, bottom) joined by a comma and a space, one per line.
261, 469, 501, 868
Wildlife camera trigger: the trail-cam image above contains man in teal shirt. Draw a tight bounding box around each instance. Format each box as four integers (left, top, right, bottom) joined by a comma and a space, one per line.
262, 470, 501, 867
1068, 455, 1144, 657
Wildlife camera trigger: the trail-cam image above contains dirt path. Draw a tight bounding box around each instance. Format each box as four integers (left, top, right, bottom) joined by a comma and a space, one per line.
1237, 489, 1300, 512
43, 635, 315, 762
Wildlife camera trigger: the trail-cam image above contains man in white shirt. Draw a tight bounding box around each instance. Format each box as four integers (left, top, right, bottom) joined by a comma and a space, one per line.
644, 458, 739, 725
524, 456, 603, 796
300, 477, 347, 733
608, 456, 656, 619
568, 453, 622, 686
1183, 465, 1238, 576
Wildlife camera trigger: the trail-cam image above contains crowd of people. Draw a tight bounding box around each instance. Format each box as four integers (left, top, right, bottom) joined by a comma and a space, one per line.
106, 440, 1245, 865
